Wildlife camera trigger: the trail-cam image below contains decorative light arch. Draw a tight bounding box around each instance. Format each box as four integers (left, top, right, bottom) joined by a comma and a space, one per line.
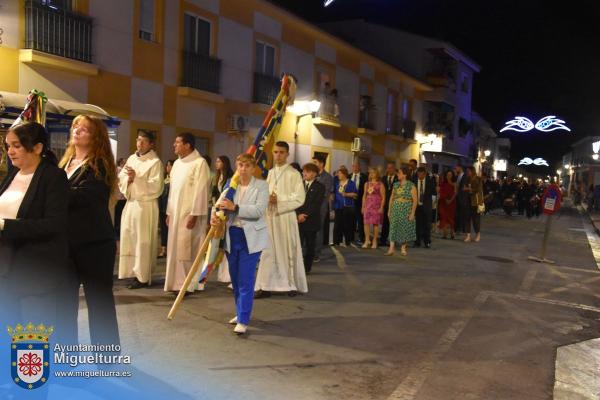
500, 116, 570, 133
518, 157, 549, 167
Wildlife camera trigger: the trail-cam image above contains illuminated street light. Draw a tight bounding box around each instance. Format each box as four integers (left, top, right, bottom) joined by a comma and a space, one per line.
593, 154, 599, 161
484, 150, 491, 157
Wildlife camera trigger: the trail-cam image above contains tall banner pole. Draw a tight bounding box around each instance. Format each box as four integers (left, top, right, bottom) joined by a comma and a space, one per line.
168, 74, 297, 321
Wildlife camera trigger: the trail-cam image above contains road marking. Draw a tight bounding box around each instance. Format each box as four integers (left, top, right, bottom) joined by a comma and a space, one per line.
534, 275, 600, 298
486, 291, 600, 313
387, 291, 489, 400
518, 268, 538, 295
580, 213, 600, 270
330, 246, 361, 287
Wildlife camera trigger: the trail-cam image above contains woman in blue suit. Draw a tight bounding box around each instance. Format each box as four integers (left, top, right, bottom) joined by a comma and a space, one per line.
212, 153, 269, 335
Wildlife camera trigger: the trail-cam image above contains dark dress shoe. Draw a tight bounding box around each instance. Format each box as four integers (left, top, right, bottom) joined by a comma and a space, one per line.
288, 290, 298, 297
424, 243, 431, 249
127, 279, 147, 289
254, 290, 271, 299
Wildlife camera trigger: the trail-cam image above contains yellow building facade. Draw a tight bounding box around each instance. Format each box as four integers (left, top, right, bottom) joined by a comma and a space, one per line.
0, 0, 430, 171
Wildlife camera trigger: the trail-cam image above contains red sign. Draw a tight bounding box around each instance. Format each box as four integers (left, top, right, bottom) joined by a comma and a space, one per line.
541, 184, 562, 215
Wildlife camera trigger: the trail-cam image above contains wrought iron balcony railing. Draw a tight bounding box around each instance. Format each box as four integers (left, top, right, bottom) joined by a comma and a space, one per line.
25, 0, 93, 63
252, 73, 280, 105
181, 51, 221, 94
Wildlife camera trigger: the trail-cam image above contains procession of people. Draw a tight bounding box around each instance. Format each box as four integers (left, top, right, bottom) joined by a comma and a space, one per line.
1, 113, 552, 342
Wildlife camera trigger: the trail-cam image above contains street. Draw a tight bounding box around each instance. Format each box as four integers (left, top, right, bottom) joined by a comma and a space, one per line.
76, 208, 600, 400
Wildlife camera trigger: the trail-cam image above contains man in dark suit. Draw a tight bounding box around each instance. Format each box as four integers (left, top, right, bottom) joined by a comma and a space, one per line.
297, 163, 326, 273
454, 164, 471, 236
381, 161, 398, 246
312, 155, 333, 261
413, 166, 436, 248
408, 158, 418, 182
350, 162, 367, 244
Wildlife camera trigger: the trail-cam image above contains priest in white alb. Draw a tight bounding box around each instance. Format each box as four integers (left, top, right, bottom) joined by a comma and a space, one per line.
118, 131, 164, 289
254, 141, 307, 298
164, 133, 210, 293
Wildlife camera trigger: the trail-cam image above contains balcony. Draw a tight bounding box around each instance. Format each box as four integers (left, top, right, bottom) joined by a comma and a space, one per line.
313, 94, 340, 127
252, 73, 280, 105
181, 51, 221, 94
358, 95, 376, 132
425, 74, 456, 89
25, 0, 93, 63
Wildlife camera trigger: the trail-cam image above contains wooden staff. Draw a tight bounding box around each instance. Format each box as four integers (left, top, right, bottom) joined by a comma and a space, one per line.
167, 217, 225, 320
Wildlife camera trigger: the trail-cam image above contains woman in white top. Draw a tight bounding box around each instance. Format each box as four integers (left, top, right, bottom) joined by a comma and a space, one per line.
0, 122, 71, 344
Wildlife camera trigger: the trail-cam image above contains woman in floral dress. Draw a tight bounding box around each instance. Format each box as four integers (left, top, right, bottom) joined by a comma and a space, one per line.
361, 167, 385, 249
386, 166, 417, 256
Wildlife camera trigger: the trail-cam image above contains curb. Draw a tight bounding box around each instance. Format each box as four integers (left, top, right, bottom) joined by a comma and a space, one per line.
578, 204, 600, 236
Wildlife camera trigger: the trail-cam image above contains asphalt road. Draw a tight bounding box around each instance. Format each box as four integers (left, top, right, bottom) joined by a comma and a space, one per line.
70, 207, 600, 400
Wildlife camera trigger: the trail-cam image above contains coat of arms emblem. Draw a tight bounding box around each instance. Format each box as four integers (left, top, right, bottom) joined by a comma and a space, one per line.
7, 323, 52, 390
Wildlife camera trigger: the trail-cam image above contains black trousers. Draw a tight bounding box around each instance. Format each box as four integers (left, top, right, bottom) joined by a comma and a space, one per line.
355, 203, 365, 242
66, 240, 120, 346
159, 211, 168, 247
300, 228, 317, 272
415, 205, 432, 245
334, 207, 355, 245
114, 199, 126, 239
469, 206, 481, 234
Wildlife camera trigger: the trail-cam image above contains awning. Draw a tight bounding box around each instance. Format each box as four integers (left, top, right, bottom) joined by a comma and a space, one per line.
0, 91, 120, 127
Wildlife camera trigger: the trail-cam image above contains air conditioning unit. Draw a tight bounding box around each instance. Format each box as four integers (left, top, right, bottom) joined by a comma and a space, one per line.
228, 115, 249, 132
351, 137, 361, 152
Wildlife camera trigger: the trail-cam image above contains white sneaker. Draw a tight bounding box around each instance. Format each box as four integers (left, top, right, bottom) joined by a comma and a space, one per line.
227, 283, 233, 290
197, 282, 205, 291
234, 323, 247, 334
229, 316, 238, 325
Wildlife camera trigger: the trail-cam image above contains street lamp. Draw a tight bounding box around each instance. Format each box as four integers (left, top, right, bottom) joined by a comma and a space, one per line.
556, 169, 562, 175
287, 100, 322, 161
593, 154, 599, 161
484, 149, 491, 157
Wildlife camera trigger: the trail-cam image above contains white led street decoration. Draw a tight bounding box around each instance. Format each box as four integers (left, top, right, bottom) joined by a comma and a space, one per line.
518, 157, 549, 167
500, 116, 571, 133
324, 0, 336, 6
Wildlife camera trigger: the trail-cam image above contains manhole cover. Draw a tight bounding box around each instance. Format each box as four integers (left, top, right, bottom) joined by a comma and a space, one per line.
477, 256, 515, 264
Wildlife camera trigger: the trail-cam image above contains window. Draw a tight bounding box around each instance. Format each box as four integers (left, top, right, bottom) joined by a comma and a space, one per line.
194, 137, 209, 156
41, 0, 73, 11
461, 72, 469, 93
402, 98, 411, 119
184, 13, 211, 55
255, 42, 275, 77
385, 92, 397, 134
139, 0, 155, 41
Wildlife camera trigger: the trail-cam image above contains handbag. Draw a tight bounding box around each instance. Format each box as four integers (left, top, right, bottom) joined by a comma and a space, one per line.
477, 191, 485, 214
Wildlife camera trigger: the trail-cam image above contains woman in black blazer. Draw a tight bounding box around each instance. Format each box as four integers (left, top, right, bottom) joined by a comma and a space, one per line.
0, 122, 72, 342
60, 115, 120, 346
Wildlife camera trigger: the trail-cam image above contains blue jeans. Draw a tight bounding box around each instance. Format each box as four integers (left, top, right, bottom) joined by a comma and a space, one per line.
226, 227, 261, 325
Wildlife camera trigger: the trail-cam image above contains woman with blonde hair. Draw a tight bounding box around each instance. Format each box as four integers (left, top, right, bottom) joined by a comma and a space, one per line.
60, 115, 120, 345
361, 166, 385, 248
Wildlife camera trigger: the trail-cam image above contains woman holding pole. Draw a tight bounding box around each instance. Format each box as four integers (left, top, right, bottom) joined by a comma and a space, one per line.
211, 154, 269, 335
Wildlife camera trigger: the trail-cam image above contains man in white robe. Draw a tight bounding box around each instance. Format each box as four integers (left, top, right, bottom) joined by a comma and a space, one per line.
118, 131, 164, 289
254, 141, 307, 297
164, 133, 210, 293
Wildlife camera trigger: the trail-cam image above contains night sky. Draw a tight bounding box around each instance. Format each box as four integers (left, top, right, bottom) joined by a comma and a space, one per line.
271, 0, 600, 166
